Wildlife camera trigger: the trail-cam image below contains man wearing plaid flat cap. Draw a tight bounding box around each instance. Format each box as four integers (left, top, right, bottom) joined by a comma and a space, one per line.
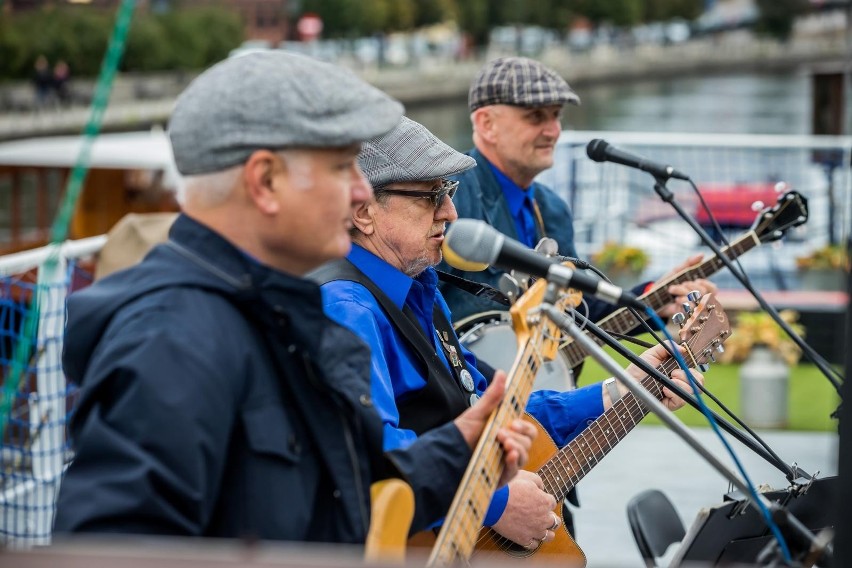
314, 116, 701, 552
54, 52, 535, 545
441, 56, 714, 326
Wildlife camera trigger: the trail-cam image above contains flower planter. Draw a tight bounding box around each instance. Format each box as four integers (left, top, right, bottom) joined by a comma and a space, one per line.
739, 346, 789, 429
798, 269, 848, 292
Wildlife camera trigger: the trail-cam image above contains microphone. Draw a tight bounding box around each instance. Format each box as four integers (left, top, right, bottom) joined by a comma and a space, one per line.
586, 138, 690, 181
443, 219, 645, 310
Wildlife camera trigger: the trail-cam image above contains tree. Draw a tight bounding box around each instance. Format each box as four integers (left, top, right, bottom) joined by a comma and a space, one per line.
755, 0, 809, 41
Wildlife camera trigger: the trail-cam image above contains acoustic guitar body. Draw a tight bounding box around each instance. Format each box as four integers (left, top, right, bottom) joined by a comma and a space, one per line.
410, 416, 586, 566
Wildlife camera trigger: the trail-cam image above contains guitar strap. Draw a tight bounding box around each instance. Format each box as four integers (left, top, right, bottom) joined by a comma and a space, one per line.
309, 260, 474, 432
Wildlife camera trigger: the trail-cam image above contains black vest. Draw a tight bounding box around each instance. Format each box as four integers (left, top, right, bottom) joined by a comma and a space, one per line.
310, 259, 471, 435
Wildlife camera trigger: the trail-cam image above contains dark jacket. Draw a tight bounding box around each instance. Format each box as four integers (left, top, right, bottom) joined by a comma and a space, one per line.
54, 214, 471, 543
439, 148, 635, 324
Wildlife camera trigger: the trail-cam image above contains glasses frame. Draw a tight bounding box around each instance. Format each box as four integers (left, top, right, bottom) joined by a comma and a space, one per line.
375, 180, 459, 209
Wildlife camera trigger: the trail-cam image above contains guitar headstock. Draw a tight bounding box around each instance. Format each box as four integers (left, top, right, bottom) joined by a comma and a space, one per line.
751, 190, 809, 243
671, 292, 731, 370
509, 268, 582, 361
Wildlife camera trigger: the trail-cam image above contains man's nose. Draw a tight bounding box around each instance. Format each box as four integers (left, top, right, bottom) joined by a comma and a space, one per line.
436, 194, 458, 223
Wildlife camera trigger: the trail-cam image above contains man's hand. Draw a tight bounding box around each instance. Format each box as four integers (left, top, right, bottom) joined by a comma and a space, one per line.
491, 470, 560, 549
615, 341, 705, 411
655, 253, 717, 318
453, 371, 537, 488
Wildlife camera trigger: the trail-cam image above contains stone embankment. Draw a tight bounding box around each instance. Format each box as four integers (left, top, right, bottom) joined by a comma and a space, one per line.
0, 34, 847, 142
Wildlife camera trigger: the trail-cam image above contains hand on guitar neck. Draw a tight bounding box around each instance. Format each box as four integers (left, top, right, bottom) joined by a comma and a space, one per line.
607, 342, 707, 411
654, 253, 718, 319
453, 371, 538, 487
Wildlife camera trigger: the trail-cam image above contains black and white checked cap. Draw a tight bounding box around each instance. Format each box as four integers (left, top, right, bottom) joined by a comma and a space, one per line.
358, 117, 475, 189
468, 56, 581, 112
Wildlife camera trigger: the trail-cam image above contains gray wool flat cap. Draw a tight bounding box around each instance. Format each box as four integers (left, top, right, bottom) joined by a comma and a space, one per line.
169, 51, 404, 175
468, 56, 581, 112
358, 116, 475, 188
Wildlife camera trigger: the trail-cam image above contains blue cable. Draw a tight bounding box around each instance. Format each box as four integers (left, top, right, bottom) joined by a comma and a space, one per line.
644, 306, 793, 563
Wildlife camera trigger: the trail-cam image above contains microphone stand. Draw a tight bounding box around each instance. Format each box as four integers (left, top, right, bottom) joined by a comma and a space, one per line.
541, 302, 834, 567
649, 176, 842, 396
569, 309, 808, 482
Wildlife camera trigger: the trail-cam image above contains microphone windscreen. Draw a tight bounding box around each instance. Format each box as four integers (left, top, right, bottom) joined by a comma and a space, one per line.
441, 241, 489, 272
444, 219, 501, 268
586, 139, 609, 162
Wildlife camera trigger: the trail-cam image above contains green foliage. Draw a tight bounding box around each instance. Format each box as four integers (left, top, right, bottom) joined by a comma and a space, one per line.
0, 6, 242, 79
795, 244, 850, 271
591, 241, 650, 272
755, 0, 809, 41
0, 7, 111, 79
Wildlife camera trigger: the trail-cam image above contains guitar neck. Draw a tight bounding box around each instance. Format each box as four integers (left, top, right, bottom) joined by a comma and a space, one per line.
538, 361, 678, 501
560, 231, 759, 368
427, 338, 541, 566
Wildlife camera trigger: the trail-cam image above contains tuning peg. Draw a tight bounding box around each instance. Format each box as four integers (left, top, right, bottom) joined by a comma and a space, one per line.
698, 363, 710, 372
751, 200, 765, 211
716, 344, 725, 354
774, 181, 788, 193
672, 312, 686, 328
682, 302, 693, 315
687, 290, 702, 303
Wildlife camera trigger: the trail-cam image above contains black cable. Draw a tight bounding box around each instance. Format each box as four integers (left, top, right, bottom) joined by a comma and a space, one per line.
569, 309, 802, 480
621, 303, 802, 481
652, 176, 843, 393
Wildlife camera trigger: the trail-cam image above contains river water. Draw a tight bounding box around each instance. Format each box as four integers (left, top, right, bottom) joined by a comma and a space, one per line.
407, 70, 852, 151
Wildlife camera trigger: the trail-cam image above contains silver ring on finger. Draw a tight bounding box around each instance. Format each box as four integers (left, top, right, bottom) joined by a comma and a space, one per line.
549, 513, 560, 531
527, 538, 538, 550
542, 531, 549, 541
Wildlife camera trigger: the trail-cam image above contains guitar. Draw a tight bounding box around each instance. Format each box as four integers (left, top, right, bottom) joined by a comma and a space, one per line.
563, 190, 806, 372
474, 292, 731, 565
426, 272, 581, 566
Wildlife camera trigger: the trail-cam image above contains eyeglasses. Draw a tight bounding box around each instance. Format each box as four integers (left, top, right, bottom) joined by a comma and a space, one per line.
376, 180, 459, 209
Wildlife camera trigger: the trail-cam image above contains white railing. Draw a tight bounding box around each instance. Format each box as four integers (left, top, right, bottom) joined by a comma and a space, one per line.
541, 131, 852, 290
0, 236, 105, 548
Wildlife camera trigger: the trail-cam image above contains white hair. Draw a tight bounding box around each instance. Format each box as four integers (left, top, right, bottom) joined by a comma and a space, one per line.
179, 165, 242, 207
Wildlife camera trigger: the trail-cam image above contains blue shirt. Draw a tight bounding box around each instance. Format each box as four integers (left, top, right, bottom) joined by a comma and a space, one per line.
322, 244, 604, 525
489, 162, 539, 248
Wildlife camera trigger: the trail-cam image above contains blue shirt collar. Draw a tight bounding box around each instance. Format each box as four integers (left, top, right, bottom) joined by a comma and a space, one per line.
487, 160, 531, 218
347, 244, 439, 309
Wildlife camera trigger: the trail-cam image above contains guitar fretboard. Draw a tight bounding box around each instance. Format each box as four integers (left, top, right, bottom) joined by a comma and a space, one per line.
538, 369, 670, 499
428, 328, 545, 566
560, 232, 757, 368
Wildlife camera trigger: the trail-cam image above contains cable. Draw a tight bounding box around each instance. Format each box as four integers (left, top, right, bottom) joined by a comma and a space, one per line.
645, 306, 793, 563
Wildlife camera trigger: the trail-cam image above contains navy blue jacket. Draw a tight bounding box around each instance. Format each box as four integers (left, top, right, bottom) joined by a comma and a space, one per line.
439, 148, 638, 324
54, 214, 471, 543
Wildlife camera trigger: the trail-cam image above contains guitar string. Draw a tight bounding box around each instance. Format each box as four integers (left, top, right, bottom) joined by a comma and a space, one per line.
484, 325, 713, 553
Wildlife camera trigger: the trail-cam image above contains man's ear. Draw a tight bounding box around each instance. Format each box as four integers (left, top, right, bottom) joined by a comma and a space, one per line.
472, 108, 496, 144
243, 150, 281, 215
351, 199, 376, 236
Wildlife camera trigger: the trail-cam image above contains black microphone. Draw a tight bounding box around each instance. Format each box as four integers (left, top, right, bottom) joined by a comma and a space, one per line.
443, 219, 646, 310
586, 138, 690, 181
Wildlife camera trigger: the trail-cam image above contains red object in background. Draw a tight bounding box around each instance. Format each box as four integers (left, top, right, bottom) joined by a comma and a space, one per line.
694, 182, 780, 228
297, 13, 323, 42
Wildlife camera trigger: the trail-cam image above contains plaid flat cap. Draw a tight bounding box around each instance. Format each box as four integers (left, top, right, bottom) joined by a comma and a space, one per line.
359, 116, 475, 188
468, 56, 580, 112
169, 51, 404, 175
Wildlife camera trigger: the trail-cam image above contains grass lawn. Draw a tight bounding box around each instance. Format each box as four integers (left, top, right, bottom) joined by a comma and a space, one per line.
576, 337, 842, 432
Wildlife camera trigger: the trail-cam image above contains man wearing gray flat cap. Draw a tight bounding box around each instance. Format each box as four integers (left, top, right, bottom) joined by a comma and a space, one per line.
54, 52, 535, 546
313, 116, 700, 553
